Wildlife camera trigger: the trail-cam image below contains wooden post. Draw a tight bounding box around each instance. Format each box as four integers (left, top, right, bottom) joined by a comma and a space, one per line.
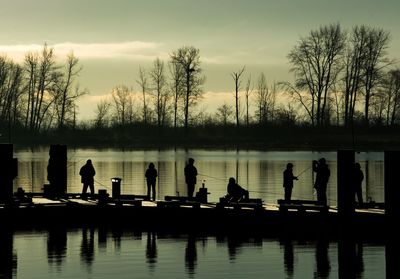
0, 144, 17, 202
47, 145, 67, 198
384, 151, 400, 228
384, 151, 400, 279
337, 150, 355, 219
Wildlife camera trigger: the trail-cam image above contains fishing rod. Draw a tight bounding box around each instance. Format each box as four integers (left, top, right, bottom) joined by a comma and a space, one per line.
94, 178, 112, 190
295, 165, 312, 178
197, 173, 227, 181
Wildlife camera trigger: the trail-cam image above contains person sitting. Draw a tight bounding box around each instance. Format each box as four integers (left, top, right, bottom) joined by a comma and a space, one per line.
226, 177, 249, 202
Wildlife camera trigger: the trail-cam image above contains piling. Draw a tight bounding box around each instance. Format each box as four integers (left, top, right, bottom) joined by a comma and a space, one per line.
384, 151, 400, 230
337, 150, 355, 221
384, 151, 400, 279
0, 144, 17, 203
47, 144, 67, 198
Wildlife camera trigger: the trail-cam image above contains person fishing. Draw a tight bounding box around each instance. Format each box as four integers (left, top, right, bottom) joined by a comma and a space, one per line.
226, 177, 249, 202
313, 158, 330, 206
283, 163, 298, 201
353, 162, 364, 205
184, 158, 198, 198
145, 162, 158, 201
80, 159, 96, 199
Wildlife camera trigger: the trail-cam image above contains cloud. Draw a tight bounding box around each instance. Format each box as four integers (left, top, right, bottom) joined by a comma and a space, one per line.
0, 41, 167, 62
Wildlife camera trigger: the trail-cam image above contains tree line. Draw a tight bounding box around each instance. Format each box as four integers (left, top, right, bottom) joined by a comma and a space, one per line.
0, 44, 85, 133
1, 23, 400, 140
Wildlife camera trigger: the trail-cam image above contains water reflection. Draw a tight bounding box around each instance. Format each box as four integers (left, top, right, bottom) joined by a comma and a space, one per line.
315, 239, 330, 279
185, 234, 197, 276
1, 228, 388, 278
0, 230, 17, 279
80, 227, 95, 270
338, 239, 365, 279
280, 239, 294, 279
146, 231, 157, 272
47, 227, 67, 269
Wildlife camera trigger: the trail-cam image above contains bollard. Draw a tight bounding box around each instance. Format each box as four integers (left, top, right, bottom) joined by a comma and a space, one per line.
98, 189, 109, 205
195, 180, 209, 203
111, 177, 122, 199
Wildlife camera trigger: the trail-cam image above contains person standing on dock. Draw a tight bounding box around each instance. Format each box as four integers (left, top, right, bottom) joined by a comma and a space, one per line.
80, 159, 96, 199
283, 163, 298, 201
184, 158, 197, 198
313, 158, 330, 205
353, 162, 364, 205
145, 162, 158, 201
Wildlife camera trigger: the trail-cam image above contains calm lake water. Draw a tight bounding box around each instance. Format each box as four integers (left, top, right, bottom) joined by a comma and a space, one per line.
1, 228, 386, 279
14, 147, 384, 205
5, 148, 387, 278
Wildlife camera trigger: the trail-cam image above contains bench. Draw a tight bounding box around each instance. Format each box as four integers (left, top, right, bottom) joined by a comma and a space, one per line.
277, 199, 328, 213
157, 200, 200, 209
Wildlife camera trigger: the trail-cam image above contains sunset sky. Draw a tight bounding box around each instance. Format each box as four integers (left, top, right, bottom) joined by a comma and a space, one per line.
1, 0, 399, 120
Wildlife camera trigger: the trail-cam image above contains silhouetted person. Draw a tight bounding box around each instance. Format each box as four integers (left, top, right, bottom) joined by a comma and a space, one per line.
227, 177, 249, 202
184, 158, 197, 198
313, 158, 330, 205
283, 163, 298, 201
145, 162, 158, 201
353, 162, 364, 205
80, 159, 96, 199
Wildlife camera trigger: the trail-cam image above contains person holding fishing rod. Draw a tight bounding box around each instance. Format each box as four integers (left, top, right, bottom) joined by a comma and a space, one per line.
80, 159, 96, 200
283, 163, 298, 201
313, 158, 330, 206
184, 158, 198, 198
227, 177, 249, 202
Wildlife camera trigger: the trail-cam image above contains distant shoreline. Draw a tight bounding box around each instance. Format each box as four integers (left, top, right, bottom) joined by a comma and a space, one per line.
3, 125, 399, 151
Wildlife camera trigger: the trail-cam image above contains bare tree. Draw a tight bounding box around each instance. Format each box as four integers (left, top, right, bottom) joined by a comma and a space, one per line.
170, 46, 204, 129
255, 73, 269, 124
362, 27, 391, 125
150, 58, 168, 127
286, 23, 346, 126
23, 44, 58, 132
94, 99, 111, 128
0, 57, 23, 126
169, 60, 185, 128
216, 103, 233, 126
384, 69, 400, 125
136, 66, 149, 124
342, 26, 368, 126
111, 85, 134, 126
53, 52, 85, 129
231, 66, 245, 127
244, 76, 253, 126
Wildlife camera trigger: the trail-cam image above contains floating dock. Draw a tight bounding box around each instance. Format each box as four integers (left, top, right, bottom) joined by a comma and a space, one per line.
0, 194, 386, 240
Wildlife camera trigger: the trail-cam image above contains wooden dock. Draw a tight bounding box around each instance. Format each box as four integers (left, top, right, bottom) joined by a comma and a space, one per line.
0, 193, 386, 239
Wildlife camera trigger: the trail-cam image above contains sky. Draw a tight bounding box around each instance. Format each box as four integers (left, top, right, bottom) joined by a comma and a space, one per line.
1, 0, 399, 120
